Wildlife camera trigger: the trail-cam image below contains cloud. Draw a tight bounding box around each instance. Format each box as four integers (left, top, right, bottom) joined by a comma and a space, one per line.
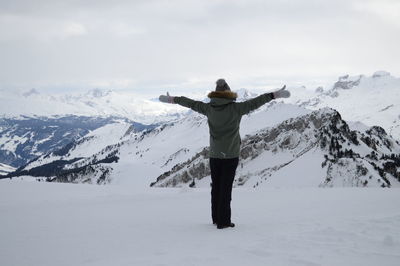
0, 0, 399, 92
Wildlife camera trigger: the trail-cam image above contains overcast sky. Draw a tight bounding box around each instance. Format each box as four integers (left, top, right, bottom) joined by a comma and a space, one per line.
0, 0, 399, 93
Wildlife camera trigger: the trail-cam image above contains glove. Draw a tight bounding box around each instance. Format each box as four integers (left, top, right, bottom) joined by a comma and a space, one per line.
273, 85, 290, 99
159, 92, 175, 104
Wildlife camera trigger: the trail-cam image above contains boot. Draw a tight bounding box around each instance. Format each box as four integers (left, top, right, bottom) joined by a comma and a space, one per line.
217, 223, 235, 229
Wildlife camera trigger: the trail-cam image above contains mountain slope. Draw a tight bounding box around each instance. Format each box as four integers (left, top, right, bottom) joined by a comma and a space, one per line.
6, 120, 144, 184
0, 116, 151, 168
0, 163, 15, 176
152, 108, 400, 188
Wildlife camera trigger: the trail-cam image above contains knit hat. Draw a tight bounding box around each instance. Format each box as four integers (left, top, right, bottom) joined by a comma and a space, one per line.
215, 78, 231, 91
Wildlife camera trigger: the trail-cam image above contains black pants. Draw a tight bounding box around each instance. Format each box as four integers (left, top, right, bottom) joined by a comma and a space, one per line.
210, 157, 239, 226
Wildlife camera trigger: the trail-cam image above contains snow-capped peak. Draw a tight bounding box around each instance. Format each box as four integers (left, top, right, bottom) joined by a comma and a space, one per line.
22, 88, 40, 97
372, 70, 391, 78
84, 88, 112, 98
333, 74, 363, 90
235, 88, 259, 101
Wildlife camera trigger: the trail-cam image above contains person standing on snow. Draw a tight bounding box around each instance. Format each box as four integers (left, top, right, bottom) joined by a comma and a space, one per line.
159, 79, 290, 229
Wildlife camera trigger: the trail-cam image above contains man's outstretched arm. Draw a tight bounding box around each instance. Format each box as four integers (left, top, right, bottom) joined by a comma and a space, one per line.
235, 85, 290, 116
159, 92, 208, 115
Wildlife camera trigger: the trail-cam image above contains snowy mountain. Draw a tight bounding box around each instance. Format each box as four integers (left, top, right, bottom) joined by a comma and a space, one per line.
7, 104, 400, 188
12, 120, 137, 184
0, 115, 154, 168
288, 71, 400, 139
0, 163, 15, 176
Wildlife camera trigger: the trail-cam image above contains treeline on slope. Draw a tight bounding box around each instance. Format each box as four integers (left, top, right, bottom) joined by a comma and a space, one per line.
4, 144, 120, 184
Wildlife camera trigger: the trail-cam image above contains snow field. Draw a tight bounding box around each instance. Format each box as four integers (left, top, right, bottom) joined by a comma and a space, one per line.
1, 181, 399, 266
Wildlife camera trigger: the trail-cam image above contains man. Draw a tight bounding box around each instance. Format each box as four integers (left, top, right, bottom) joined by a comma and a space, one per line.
159, 79, 290, 229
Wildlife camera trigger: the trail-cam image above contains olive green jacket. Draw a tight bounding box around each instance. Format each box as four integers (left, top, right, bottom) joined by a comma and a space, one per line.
174, 91, 274, 159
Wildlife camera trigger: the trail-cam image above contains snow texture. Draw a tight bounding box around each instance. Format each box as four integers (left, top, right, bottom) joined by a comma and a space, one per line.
0, 181, 399, 266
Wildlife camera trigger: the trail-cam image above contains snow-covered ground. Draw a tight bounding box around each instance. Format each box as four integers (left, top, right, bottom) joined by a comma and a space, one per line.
1, 181, 399, 266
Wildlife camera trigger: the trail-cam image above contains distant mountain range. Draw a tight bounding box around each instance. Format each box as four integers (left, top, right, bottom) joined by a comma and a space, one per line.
0, 88, 188, 124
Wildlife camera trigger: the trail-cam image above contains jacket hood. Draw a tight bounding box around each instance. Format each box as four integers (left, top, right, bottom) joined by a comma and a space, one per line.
208, 90, 237, 100
208, 91, 237, 106
208, 90, 238, 100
